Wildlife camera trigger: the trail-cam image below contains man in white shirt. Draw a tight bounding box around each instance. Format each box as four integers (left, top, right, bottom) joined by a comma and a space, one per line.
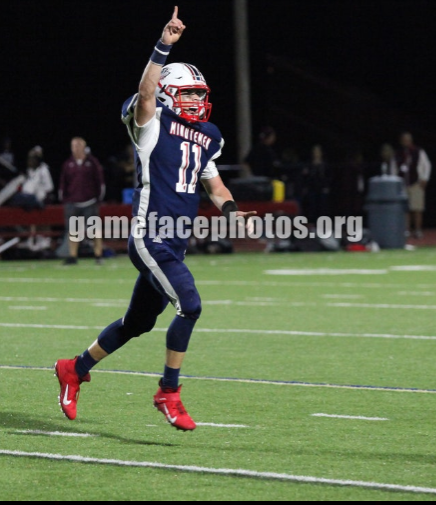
22, 146, 54, 204
396, 132, 432, 239
20, 146, 55, 251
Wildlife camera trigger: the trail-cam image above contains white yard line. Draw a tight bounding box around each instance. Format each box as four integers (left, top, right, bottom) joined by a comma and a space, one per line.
265, 266, 436, 276
390, 266, 436, 272
328, 303, 436, 310
196, 423, 250, 428
322, 295, 363, 299
3, 296, 436, 311
0, 323, 106, 330
190, 328, 436, 341
0, 450, 435, 495
15, 430, 97, 438
2, 323, 436, 342
0, 277, 130, 285
199, 281, 436, 289
92, 303, 127, 308
246, 297, 281, 302
0, 296, 129, 304
264, 269, 389, 276
1, 277, 436, 290
311, 414, 389, 421
1, 365, 435, 395
8, 306, 47, 311
0, 295, 306, 308
202, 301, 313, 307
398, 292, 435, 297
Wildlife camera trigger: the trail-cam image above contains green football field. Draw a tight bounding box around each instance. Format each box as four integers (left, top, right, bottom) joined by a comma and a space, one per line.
1, 248, 436, 501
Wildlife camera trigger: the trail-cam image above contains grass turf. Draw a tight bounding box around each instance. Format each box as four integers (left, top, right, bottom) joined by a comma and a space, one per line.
0, 249, 436, 500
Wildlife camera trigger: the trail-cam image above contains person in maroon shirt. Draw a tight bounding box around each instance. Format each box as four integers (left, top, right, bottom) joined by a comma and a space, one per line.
59, 137, 105, 264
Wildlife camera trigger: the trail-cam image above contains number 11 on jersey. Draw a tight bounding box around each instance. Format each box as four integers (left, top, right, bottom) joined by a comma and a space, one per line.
176, 142, 202, 194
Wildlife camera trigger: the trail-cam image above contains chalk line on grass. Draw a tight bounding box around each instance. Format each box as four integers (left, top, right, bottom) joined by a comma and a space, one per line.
2, 323, 436, 342
0, 450, 435, 495
311, 414, 389, 421
14, 430, 97, 438
1, 364, 435, 395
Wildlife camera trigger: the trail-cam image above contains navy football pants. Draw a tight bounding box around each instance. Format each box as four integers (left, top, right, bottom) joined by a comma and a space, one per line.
97, 235, 202, 355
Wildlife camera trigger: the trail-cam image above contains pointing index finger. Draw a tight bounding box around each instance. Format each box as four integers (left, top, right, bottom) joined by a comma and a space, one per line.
173, 6, 179, 19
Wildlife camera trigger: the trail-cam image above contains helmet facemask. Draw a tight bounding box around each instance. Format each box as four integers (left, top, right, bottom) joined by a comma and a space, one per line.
174, 85, 212, 122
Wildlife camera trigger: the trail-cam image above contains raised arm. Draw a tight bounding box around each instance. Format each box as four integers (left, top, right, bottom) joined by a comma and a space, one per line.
135, 6, 186, 126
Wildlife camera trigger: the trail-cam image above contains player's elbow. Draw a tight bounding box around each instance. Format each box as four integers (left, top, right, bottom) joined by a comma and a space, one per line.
137, 92, 154, 107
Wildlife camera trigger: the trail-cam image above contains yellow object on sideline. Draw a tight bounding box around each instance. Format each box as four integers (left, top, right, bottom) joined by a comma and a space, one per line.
272, 179, 285, 202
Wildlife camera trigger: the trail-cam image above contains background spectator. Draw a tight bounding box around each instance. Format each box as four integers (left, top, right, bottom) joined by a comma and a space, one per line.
1, 145, 54, 212
118, 143, 136, 189
243, 126, 282, 179
301, 144, 331, 224
104, 155, 125, 203
396, 132, 432, 238
0, 136, 15, 167
279, 146, 301, 201
105, 144, 136, 203
380, 143, 398, 176
0, 136, 18, 200
336, 149, 367, 218
19, 146, 55, 251
21, 146, 54, 205
59, 137, 105, 265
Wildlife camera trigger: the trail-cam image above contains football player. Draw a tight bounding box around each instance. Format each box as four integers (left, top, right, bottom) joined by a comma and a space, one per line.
55, 6, 256, 431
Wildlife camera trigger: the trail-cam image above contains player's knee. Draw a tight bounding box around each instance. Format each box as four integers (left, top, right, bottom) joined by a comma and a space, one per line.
178, 296, 202, 320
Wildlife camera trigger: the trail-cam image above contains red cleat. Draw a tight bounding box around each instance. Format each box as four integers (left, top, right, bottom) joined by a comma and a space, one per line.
54, 358, 91, 421
153, 381, 196, 432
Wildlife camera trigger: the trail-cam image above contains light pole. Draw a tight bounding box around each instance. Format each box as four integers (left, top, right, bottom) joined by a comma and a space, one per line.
233, 0, 252, 164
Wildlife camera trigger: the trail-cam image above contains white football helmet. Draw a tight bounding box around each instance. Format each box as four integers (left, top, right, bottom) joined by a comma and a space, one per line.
155, 63, 212, 123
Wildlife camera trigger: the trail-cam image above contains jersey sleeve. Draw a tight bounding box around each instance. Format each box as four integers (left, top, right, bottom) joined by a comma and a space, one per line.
201, 160, 220, 180
121, 94, 160, 151
211, 137, 225, 162
201, 131, 224, 180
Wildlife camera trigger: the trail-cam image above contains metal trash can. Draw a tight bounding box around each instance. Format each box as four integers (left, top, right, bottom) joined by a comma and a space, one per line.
364, 175, 408, 249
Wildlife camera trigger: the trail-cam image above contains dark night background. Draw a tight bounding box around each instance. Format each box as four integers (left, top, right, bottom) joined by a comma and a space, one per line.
2, 0, 436, 223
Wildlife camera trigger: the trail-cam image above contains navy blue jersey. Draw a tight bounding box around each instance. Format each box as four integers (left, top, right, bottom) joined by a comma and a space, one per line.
121, 94, 223, 244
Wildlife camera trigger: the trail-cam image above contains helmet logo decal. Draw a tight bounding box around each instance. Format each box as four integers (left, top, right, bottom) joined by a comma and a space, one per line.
161, 67, 171, 79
